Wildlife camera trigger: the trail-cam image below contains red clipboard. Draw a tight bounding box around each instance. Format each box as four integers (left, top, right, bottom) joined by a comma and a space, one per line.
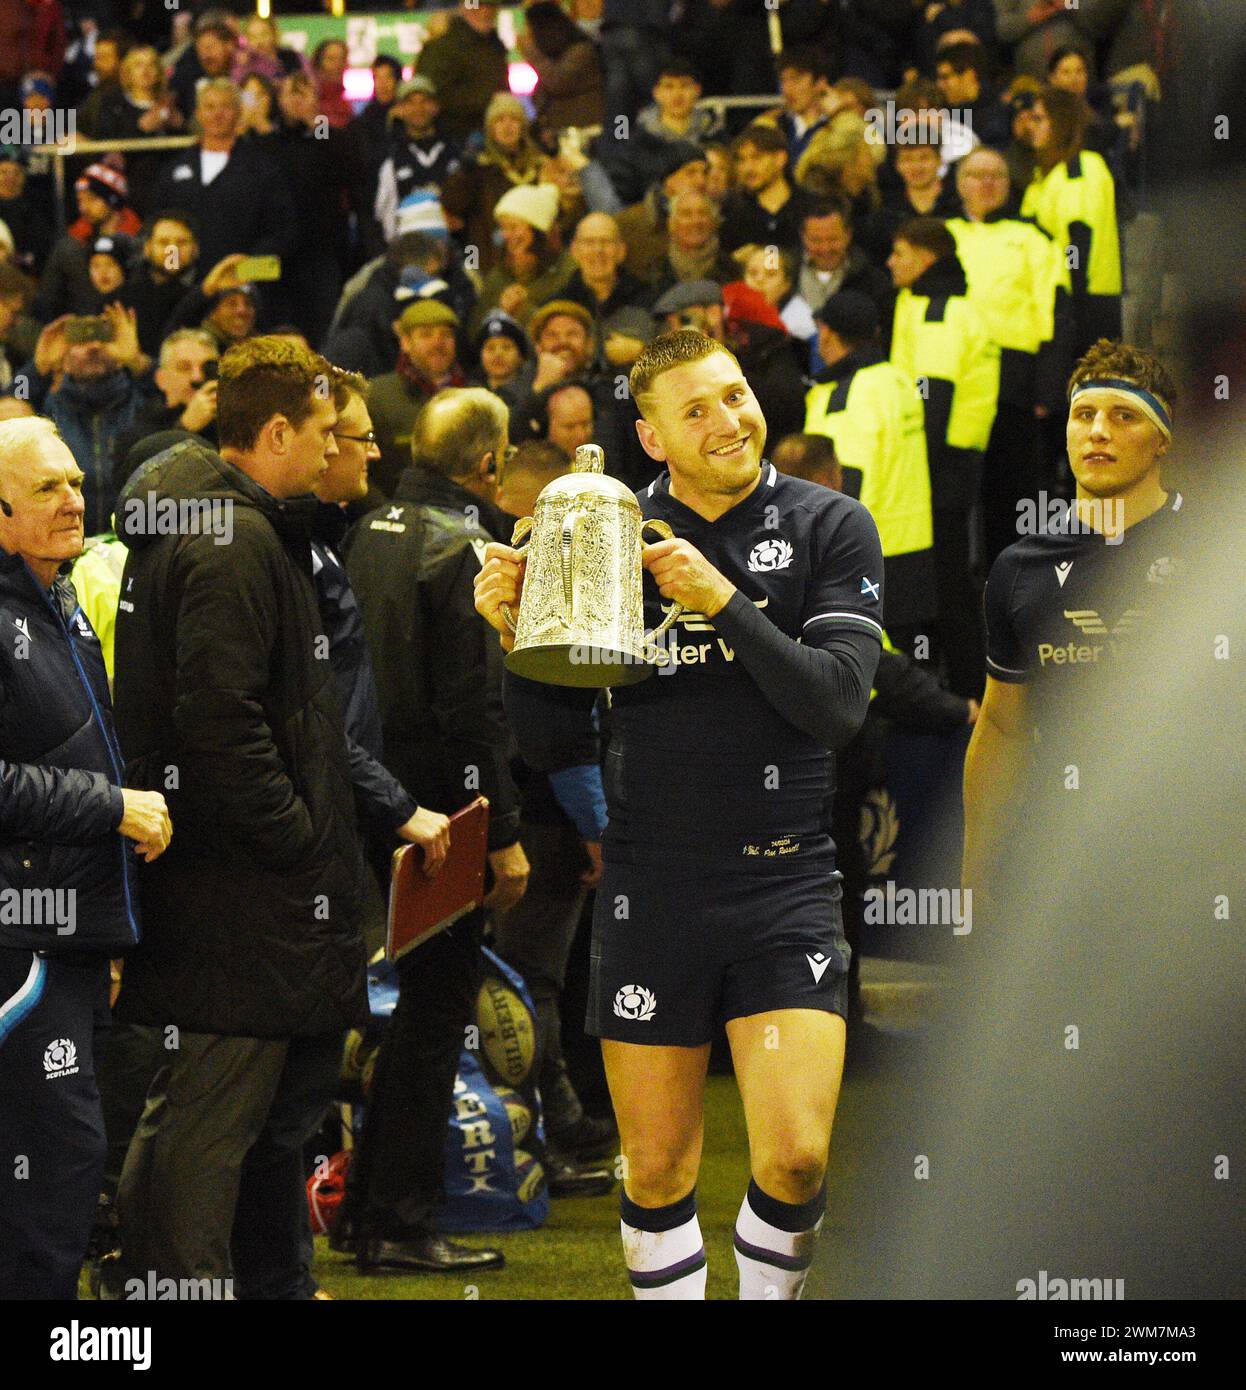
385, 796, 490, 963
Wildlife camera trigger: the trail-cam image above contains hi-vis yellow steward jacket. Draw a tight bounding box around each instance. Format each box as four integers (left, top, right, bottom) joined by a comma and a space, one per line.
887, 255, 999, 511
1021, 150, 1122, 349
946, 211, 1072, 411
804, 343, 935, 627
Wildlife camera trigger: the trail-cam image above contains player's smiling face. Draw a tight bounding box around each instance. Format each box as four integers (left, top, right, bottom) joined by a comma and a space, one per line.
1067, 388, 1168, 499
637, 351, 766, 493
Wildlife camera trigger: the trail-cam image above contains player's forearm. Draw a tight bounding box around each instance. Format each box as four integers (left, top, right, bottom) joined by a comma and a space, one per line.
873, 648, 970, 733
962, 716, 1027, 895
709, 593, 881, 750
501, 667, 600, 771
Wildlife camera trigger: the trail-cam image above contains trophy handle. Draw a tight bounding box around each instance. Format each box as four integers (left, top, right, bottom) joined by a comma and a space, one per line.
640, 518, 684, 649
559, 505, 583, 621
500, 515, 533, 635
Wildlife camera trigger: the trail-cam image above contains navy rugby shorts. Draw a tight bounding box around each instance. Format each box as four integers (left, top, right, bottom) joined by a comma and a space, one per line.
586, 835, 850, 1046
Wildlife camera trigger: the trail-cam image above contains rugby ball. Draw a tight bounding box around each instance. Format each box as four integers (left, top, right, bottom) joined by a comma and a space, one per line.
476, 974, 536, 1087
493, 1085, 533, 1146
513, 1149, 546, 1204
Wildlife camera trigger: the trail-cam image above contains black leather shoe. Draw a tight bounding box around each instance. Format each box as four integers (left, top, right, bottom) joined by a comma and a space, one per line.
548, 1112, 619, 1164
546, 1153, 616, 1199
328, 1212, 355, 1255
357, 1233, 505, 1274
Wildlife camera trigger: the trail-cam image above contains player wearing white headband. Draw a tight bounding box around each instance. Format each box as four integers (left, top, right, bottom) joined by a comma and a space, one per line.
962, 338, 1184, 910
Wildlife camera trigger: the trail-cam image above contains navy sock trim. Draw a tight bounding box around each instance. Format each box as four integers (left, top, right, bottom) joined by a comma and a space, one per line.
746, 1177, 827, 1233
621, 1186, 697, 1234
733, 1233, 811, 1273
629, 1248, 707, 1288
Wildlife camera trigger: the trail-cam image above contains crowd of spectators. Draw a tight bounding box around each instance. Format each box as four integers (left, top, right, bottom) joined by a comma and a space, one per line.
0, 0, 1170, 1297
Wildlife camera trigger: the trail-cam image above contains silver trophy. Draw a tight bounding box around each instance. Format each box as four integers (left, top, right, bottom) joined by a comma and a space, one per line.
501, 445, 682, 686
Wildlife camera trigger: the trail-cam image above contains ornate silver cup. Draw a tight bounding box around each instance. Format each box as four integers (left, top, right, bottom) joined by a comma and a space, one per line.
501, 445, 683, 686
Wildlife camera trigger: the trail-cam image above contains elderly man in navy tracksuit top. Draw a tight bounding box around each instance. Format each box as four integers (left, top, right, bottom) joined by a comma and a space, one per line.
0, 417, 170, 1300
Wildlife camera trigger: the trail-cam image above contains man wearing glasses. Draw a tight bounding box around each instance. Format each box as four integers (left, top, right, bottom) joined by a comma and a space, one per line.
311, 370, 453, 872
336, 385, 529, 1274
946, 146, 1073, 565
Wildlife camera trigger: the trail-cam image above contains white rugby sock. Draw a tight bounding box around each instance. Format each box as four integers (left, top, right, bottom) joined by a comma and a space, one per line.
734, 1178, 826, 1300
620, 1187, 707, 1300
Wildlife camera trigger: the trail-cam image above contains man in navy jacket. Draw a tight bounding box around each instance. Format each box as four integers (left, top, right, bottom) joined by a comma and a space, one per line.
0, 417, 170, 1300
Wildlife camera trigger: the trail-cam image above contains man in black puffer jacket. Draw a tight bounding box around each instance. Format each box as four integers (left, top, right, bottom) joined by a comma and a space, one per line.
0, 417, 171, 1300
110, 338, 368, 1300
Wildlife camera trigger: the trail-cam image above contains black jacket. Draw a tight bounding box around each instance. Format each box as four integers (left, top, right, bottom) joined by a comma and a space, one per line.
261, 121, 357, 264
859, 180, 964, 265
0, 551, 135, 956
119, 262, 200, 358
111, 439, 368, 1038
33, 234, 97, 321
719, 186, 817, 256
0, 190, 54, 274
343, 465, 521, 853
310, 503, 418, 838
559, 267, 655, 324
149, 141, 297, 274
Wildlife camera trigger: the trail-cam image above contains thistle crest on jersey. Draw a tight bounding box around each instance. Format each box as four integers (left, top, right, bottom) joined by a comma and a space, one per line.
613, 985, 657, 1021
747, 537, 794, 573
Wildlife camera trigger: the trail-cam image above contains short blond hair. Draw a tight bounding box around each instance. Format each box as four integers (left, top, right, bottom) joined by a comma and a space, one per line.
628, 329, 739, 418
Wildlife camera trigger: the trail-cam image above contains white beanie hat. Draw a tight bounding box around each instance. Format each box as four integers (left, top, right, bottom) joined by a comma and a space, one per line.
493, 183, 561, 234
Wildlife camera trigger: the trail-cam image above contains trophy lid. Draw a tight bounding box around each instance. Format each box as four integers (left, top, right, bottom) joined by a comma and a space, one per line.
537, 443, 637, 506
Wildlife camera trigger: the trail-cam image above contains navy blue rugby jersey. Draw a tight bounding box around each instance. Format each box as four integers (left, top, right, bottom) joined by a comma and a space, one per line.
984, 490, 1192, 787
602, 461, 884, 853
985, 490, 1187, 699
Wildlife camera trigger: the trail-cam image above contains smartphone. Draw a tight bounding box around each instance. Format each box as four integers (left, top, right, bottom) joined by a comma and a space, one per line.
200, 358, 219, 382
234, 255, 281, 283
64, 316, 115, 344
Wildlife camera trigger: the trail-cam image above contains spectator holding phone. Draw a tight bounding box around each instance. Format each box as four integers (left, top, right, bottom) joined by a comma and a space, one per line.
164, 251, 269, 347
112, 328, 220, 468
16, 304, 151, 535
118, 212, 202, 359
